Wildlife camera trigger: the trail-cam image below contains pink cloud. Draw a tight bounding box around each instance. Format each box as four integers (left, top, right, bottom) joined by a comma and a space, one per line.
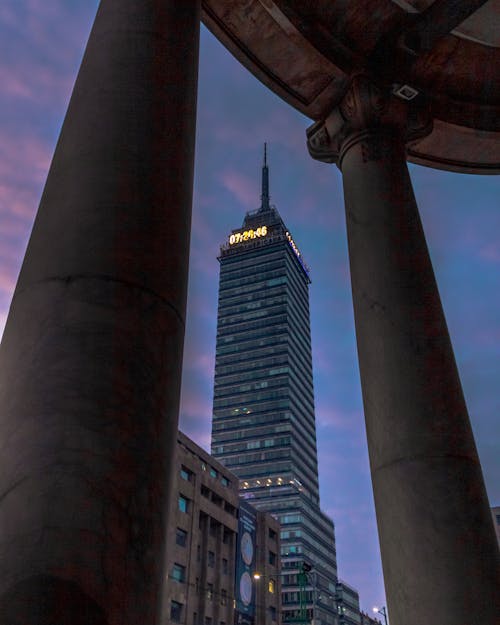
219, 169, 257, 207
315, 405, 361, 430
0, 65, 33, 99
0, 265, 16, 294
479, 243, 500, 263
182, 343, 215, 380
178, 393, 213, 452
0, 131, 52, 189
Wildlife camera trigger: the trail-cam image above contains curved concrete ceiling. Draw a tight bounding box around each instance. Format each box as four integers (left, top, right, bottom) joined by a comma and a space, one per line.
201, 0, 500, 174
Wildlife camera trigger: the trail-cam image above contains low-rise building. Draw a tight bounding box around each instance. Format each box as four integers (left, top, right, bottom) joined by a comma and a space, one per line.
163, 431, 281, 625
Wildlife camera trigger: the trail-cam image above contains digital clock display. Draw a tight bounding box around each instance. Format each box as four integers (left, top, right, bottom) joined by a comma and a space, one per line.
229, 225, 268, 245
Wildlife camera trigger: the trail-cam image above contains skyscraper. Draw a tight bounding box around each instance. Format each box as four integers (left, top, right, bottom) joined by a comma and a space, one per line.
211, 147, 360, 625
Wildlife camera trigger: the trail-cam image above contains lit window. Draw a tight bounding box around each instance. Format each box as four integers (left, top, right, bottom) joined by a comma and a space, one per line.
268, 579, 275, 594
172, 563, 185, 583
170, 601, 183, 623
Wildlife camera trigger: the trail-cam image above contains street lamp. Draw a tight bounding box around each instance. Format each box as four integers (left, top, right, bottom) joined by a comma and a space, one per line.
254, 563, 316, 625
372, 606, 388, 625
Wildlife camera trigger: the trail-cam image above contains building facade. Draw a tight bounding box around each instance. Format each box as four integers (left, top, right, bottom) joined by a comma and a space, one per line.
164, 430, 281, 625
211, 149, 360, 625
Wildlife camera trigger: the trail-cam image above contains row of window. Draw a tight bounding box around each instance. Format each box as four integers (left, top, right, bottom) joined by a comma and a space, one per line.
216, 435, 291, 454
213, 420, 291, 445
180, 465, 230, 488
200, 484, 237, 516
214, 352, 288, 377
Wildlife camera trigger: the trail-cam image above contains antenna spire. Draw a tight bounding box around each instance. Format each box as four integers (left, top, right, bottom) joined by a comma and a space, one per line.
260, 142, 270, 210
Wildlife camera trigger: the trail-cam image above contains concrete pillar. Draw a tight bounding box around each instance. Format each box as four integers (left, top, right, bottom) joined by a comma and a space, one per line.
307, 74, 500, 625
0, 1, 200, 623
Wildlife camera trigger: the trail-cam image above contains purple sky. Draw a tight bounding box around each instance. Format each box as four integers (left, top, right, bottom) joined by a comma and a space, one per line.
1, 1, 499, 615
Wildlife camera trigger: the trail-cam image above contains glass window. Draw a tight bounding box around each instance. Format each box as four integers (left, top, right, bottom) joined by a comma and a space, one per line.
207, 583, 214, 600
221, 476, 229, 487
270, 607, 277, 622
172, 563, 185, 583
268, 579, 275, 594
170, 601, 183, 623
208, 551, 215, 568
193, 613, 197, 625
201, 485, 210, 499
221, 589, 227, 605
176, 528, 188, 547
222, 558, 228, 575
209, 467, 218, 478
268, 528, 277, 540
269, 551, 276, 565
205, 618, 212, 625
178, 495, 189, 513
180, 466, 192, 481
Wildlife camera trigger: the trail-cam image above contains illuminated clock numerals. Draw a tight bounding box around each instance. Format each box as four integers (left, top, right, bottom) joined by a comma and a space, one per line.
228, 225, 268, 245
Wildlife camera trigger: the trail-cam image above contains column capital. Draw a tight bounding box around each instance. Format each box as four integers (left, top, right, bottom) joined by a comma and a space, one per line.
306, 73, 432, 168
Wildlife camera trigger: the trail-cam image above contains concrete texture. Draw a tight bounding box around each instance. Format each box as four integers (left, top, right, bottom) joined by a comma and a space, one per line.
0, 1, 200, 623
340, 129, 500, 625
202, 0, 500, 173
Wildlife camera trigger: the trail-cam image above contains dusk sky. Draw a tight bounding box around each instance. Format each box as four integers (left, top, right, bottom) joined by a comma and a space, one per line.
1, 1, 499, 616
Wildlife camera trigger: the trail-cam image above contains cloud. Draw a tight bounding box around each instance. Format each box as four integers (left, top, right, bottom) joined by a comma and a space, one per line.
479, 243, 500, 263
315, 405, 362, 431
178, 392, 213, 452
219, 169, 257, 207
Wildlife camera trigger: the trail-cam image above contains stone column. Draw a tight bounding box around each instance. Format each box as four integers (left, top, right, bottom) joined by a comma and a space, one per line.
307, 74, 500, 625
0, 1, 200, 624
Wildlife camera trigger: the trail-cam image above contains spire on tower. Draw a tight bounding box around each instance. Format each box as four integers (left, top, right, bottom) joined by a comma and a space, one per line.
260, 142, 270, 211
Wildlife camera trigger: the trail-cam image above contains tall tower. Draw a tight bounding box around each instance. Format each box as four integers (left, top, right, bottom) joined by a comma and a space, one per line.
211, 147, 358, 624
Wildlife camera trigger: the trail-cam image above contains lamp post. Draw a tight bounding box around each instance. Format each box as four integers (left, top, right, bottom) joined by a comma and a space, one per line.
252, 571, 282, 625
253, 564, 316, 625
373, 606, 388, 625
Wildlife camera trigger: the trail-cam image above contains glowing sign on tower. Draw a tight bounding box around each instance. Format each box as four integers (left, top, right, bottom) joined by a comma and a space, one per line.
229, 225, 268, 245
